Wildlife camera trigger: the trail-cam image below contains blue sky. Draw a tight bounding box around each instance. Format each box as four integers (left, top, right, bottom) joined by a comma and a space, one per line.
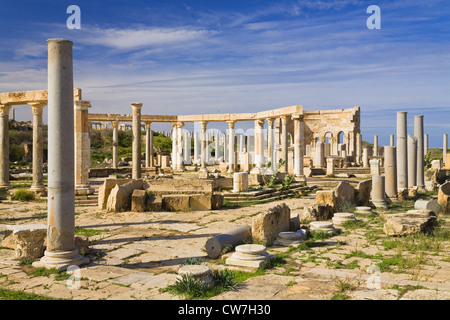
0, 0, 449, 147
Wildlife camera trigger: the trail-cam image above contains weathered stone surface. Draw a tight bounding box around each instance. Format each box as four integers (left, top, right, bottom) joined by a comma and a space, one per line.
383, 210, 438, 236
75, 236, 90, 256
147, 194, 162, 211
98, 178, 133, 209
355, 179, 372, 206
162, 194, 190, 211
414, 199, 440, 213
211, 194, 224, 210
131, 189, 148, 212
315, 190, 336, 207
1, 224, 47, 259
251, 203, 291, 245
301, 204, 335, 222
189, 194, 212, 211
225, 244, 272, 268
334, 181, 355, 207
437, 181, 450, 214
205, 225, 252, 259
106, 184, 131, 212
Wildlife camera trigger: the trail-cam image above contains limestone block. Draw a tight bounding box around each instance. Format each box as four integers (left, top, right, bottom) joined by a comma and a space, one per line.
334, 181, 355, 207
315, 190, 336, 207
205, 225, 252, 259
437, 181, 450, 214
301, 204, 335, 222
397, 188, 409, 201
189, 194, 212, 211
106, 184, 131, 212
425, 180, 437, 192
1, 224, 47, 259
355, 179, 372, 206
232, 172, 249, 193
131, 189, 148, 212
211, 194, 224, 210
147, 194, 163, 212
75, 236, 90, 256
251, 203, 291, 245
162, 194, 190, 211
383, 210, 438, 236
98, 178, 131, 209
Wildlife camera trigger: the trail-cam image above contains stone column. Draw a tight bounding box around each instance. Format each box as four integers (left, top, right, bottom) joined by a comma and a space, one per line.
131, 103, 143, 179
111, 121, 119, 169
293, 115, 305, 179
177, 123, 184, 170
397, 111, 408, 190
34, 38, 88, 270
145, 122, 153, 168
183, 130, 191, 165
384, 146, 398, 200
362, 148, 369, 168
315, 141, 325, 168
326, 158, 335, 176
280, 116, 288, 173
390, 134, 395, 147
0, 104, 11, 189
74, 100, 94, 195
29, 102, 46, 193
356, 132, 362, 165
171, 123, 178, 170
444, 134, 448, 166
266, 118, 274, 172
370, 158, 380, 175
373, 135, 378, 156
200, 121, 208, 172
252, 119, 264, 174
371, 174, 388, 209
414, 115, 424, 188
408, 134, 417, 188
424, 134, 429, 155
193, 132, 200, 165
227, 121, 236, 173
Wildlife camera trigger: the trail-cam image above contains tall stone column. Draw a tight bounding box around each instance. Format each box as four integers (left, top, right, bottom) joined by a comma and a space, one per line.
384, 146, 397, 200
390, 134, 395, 147
0, 104, 11, 189
29, 102, 46, 194
252, 119, 264, 174
227, 121, 236, 173
34, 38, 88, 270
356, 132, 362, 165
200, 121, 208, 172
407, 134, 417, 188
171, 122, 178, 170
424, 134, 429, 155
111, 121, 119, 169
397, 111, 408, 190
373, 135, 378, 156
444, 134, 448, 166
145, 122, 153, 168
193, 131, 199, 165
414, 115, 424, 188
74, 100, 94, 195
266, 118, 274, 172
362, 148, 369, 168
183, 129, 191, 165
293, 115, 305, 179
280, 116, 288, 173
176, 123, 184, 170
215, 132, 220, 164
131, 103, 143, 179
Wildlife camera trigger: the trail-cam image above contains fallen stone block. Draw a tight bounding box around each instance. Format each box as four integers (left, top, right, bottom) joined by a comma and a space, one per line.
162, 194, 190, 211
437, 181, 450, 214
414, 199, 440, 213
382, 210, 438, 236
131, 189, 148, 212
106, 184, 131, 212
301, 204, 335, 222
189, 194, 212, 211
356, 179, 372, 206
1, 224, 47, 259
315, 190, 336, 207
251, 203, 291, 245
211, 194, 224, 209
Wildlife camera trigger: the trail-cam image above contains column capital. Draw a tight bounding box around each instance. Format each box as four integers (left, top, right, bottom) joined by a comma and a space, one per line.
226, 120, 236, 129
255, 119, 264, 128
200, 121, 208, 130
111, 120, 120, 128
0, 104, 12, 117
291, 114, 304, 121
131, 102, 143, 109
266, 118, 275, 126
74, 100, 91, 111
144, 121, 152, 128
280, 115, 288, 124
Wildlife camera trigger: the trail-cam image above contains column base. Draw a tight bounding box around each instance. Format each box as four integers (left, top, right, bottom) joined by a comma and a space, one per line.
30, 186, 47, 197
372, 200, 388, 209
0, 184, 11, 190
294, 175, 307, 183
32, 249, 89, 271
75, 185, 95, 196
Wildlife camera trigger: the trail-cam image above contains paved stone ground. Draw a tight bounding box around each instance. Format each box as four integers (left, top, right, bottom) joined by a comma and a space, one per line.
0, 175, 449, 301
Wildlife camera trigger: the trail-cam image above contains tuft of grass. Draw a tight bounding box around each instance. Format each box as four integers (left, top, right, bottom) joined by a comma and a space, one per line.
11, 189, 35, 202
0, 288, 65, 300
74, 227, 109, 237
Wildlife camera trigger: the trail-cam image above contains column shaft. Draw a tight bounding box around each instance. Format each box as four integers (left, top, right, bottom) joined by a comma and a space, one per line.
131, 103, 143, 179
112, 121, 119, 169
227, 121, 236, 173
414, 115, 424, 187
397, 112, 408, 189
280, 116, 288, 173
0, 105, 11, 188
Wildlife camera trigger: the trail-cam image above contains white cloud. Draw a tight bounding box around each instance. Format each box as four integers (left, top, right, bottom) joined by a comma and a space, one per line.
79, 26, 215, 50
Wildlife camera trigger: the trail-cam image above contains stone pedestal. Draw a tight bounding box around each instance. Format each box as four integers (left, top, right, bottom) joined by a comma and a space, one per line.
273, 230, 306, 247
178, 265, 212, 285
232, 172, 249, 193
355, 206, 375, 215
371, 174, 388, 209
332, 212, 357, 226
326, 158, 335, 176
309, 221, 336, 233
226, 244, 272, 268
370, 159, 380, 175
